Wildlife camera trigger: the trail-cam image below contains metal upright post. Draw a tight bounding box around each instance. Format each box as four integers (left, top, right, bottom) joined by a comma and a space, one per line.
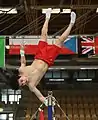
48, 91, 53, 120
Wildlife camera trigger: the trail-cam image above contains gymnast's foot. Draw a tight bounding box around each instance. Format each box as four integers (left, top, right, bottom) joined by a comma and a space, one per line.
70, 11, 76, 24
46, 8, 52, 20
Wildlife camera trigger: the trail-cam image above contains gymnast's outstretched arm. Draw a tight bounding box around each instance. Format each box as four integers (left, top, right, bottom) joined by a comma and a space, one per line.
28, 83, 46, 103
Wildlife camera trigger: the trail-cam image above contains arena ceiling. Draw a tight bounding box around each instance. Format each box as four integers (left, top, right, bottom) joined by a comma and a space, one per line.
0, 0, 98, 35
0, 0, 98, 88
0, 0, 98, 70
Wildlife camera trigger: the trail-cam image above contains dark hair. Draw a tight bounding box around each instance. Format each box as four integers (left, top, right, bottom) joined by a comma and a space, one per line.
8, 70, 20, 90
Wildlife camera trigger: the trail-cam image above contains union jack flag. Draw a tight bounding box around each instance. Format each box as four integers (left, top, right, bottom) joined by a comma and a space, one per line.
80, 36, 95, 55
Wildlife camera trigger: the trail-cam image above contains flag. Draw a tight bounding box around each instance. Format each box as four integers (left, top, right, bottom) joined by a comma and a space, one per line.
63, 36, 78, 54
94, 36, 98, 54
79, 35, 95, 55
9, 36, 78, 55
0, 36, 5, 67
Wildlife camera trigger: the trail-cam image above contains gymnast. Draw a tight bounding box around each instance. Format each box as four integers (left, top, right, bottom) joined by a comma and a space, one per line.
9, 8, 76, 105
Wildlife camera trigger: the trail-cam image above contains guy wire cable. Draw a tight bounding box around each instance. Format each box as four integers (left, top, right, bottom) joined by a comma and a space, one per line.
52, 0, 71, 38
13, 14, 44, 35
30, 109, 39, 120
14, 9, 62, 35
13, 15, 44, 35
57, 103, 71, 120
0, 15, 10, 23
0, 4, 22, 23
54, 98, 71, 120
15, 8, 62, 35
19, 16, 45, 35
0, 4, 21, 19
52, 0, 70, 37
71, 13, 98, 33
53, 10, 94, 36
0, 12, 25, 33
30, 103, 44, 120
28, 12, 61, 35
0, 10, 24, 25
15, 15, 44, 35
52, 9, 94, 37
28, 18, 46, 35
53, 10, 93, 36
71, 10, 95, 33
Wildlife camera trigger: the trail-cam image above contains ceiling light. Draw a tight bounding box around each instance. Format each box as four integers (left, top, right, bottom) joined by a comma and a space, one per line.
0, 8, 17, 14
52, 8, 60, 13
42, 8, 71, 14
61, 9, 71, 13
96, 8, 98, 13
77, 79, 92, 81
42, 8, 60, 14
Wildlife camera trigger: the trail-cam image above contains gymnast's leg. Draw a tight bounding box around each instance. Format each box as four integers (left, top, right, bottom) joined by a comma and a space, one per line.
40, 8, 52, 42
55, 11, 76, 47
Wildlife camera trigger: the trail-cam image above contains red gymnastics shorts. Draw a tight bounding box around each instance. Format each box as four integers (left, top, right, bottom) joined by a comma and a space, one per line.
35, 40, 61, 67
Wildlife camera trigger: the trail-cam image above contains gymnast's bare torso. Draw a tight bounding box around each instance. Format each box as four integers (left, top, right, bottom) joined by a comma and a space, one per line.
18, 59, 48, 87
